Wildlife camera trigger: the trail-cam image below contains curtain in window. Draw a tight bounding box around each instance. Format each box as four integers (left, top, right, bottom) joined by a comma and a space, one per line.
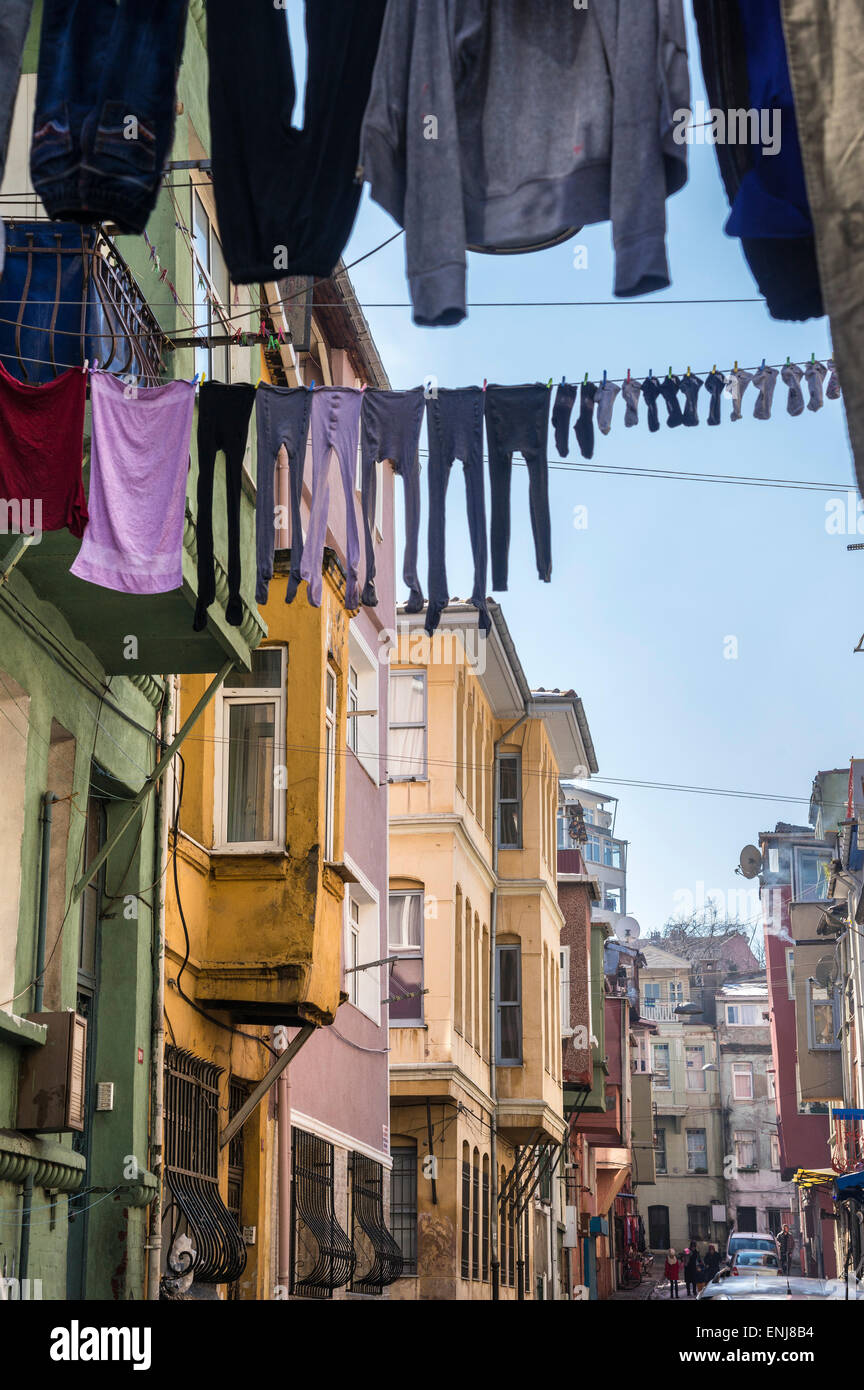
226, 703, 275, 842
389, 674, 425, 777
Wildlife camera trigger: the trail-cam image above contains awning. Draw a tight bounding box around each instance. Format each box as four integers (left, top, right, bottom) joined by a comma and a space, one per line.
793, 1167, 836, 1188
835, 1171, 864, 1195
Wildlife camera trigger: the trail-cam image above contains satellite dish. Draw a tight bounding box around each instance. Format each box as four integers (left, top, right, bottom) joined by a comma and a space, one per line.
814, 956, 836, 990
618, 915, 641, 940
738, 845, 763, 879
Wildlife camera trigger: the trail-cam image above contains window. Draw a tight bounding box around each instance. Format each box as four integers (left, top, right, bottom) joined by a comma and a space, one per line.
346, 664, 359, 753
734, 1131, 758, 1170
685, 1046, 706, 1090
557, 810, 569, 850
388, 891, 424, 1024
388, 671, 427, 780
735, 1205, 758, 1232
390, 1147, 417, 1274
603, 888, 622, 913
215, 648, 285, 850
585, 834, 601, 862
643, 982, 661, 1006
0, 672, 29, 1014
482, 1156, 490, 1281
603, 840, 622, 869
324, 665, 337, 860
786, 948, 795, 1002
560, 946, 571, 1035
766, 1208, 785, 1236
349, 1152, 403, 1294
726, 1003, 760, 1025
767, 1069, 777, 1100
792, 847, 830, 899
472, 1151, 480, 1279
669, 980, 684, 1004
688, 1206, 710, 1241
192, 190, 231, 386
496, 944, 522, 1064
770, 1134, 781, 1170
732, 1062, 754, 1100
686, 1128, 707, 1173
497, 753, 522, 849
344, 880, 380, 1023
655, 1127, 667, 1174
461, 1144, 471, 1279
652, 1043, 671, 1089
346, 628, 380, 781
807, 981, 840, 1049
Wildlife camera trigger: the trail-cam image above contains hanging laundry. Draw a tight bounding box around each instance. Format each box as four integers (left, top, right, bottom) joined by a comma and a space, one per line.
71, 374, 192, 595
0, 1, 34, 275
659, 375, 684, 428
255, 385, 312, 607
552, 383, 578, 458
725, 368, 753, 422
692, 0, 823, 321
641, 375, 662, 433
360, 0, 689, 326
827, 359, 842, 401
781, 361, 805, 417
206, 0, 387, 283
192, 382, 256, 629
680, 374, 703, 427
300, 387, 364, 611
805, 359, 827, 413
485, 384, 552, 591
752, 364, 779, 420
0, 359, 87, 537
424, 388, 489, 636
574, 382, 598, 460
622, 378, 642, 428
31, 0, 189, 236
782, 0, 864, 494
360, 387, 425, 610
596, 381, 621, 436
704, 371, 725, 426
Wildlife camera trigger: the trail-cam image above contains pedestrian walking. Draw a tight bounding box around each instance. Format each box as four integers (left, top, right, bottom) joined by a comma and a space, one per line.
778, 1224, 794, 1275
664, 1247, 681, 1299
684, 1246, 704, 1297
703, 1243, 721, 1283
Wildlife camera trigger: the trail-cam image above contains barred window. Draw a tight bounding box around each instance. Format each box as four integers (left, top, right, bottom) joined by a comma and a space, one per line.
162, 1047, 246, 1288
482, 1156, 490, 1282
291, 1127, 355, 1298
390, 1146, 417, 1275
471, 1150, 480, 1280
461, 1143, 471, 1280
349, 1152, 403, 1294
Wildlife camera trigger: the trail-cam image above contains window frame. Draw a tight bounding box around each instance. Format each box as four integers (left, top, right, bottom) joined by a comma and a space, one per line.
734, 1129, 758, 1171
685, 1127, 708, 1174
732, 1061, 754, 1100
560, 945, 571, 1037
388, 670, 427, 782
388, 889, 424, 1026
390, 1146, 418, 1275
496, 751, 523, 850
191, 188, 233, 389
213, 646, 286, 853
495, 943, 523, 1065
652, 1042, 671, 1090
685, 1045, 706, 1091
806, 979, 840, 1051
654, 1126, 667, 1175
725, 1002, 760, 1026
324, 663, 338, 862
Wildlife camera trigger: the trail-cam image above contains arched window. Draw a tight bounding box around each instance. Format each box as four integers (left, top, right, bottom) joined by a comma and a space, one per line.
454, 884, 463, 1036
461, 1141, 471, 1280
472, 1149, 480, 1279
482, 1155, 490, 1281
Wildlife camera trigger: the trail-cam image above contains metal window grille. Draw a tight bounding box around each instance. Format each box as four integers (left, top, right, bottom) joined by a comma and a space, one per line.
390, 1148, 417, 1274
461, 1158, 471, 1279
508, 1199, 516, 1287
290, 1127, 356, 1298
227, 1078, 250, 1301
524, 1208, 530, 1295
482, 1167, 490, 1281
471, 1159, 480, 1279
349, 1152, 403, 1294
163, 1047, 247, 1286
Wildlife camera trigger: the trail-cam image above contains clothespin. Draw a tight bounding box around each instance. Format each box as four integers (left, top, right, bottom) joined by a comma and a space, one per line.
667, 365, 672, 378
811, 352, 816, 364
760, 357, 766, 371
786, 356, 791, 366
734, 360, 738, 373
648, 368, 653, 379
309, 379, 315, 391
712, 364, 716, 375
686, 365, 691, 377
93, 359, 99, 372
482, 378, 487, 391
602, 369, 607, 388
361, 383, 367, 393
546, 378, 553, 390
583, 371, 588, 384
561, 375, 566, 386
627, 368, 631, 381
82, 359, 89, 374
192, 371, 200, 386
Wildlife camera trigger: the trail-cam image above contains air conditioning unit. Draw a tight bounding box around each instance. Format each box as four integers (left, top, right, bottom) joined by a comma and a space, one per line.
17, 1011, 87, 1133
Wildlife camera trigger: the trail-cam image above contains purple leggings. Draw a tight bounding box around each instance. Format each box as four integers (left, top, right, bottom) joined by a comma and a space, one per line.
300, 387, 363, 609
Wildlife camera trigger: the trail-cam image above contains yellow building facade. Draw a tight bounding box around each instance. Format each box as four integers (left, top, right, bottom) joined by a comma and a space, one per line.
387, 603, 595, 1299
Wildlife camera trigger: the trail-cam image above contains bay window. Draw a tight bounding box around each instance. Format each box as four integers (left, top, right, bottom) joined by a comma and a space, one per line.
215, 647, 285, 850
388, 890, 424, 1024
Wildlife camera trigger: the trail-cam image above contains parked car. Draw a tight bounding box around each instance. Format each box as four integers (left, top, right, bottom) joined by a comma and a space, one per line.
699, 1273, 864, 1301
725, 1230, 780, 1262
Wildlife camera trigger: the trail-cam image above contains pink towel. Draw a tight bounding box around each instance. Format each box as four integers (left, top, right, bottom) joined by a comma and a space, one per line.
71, 373, 194, 595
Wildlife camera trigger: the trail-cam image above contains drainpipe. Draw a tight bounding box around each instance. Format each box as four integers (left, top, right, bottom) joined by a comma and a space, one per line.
146, 678, 174, 1300
19, 791, 58, 1285
490, 712, 528, 1301
277, 1046, 292, 1291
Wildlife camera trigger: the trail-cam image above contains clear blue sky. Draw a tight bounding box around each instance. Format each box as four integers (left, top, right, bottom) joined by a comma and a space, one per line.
292, 5, 854, 934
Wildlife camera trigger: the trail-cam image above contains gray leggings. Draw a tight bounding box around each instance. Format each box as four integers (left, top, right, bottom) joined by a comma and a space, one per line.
360, 387, 425, 609
425, 388, 489, 636
255, 386, 312, 605
301, 387, 363, 609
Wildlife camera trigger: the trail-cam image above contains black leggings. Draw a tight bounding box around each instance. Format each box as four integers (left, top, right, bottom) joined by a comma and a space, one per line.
669, 1279, 679, 1298
194, 381, 256, 631
685, 1277, 697, 1296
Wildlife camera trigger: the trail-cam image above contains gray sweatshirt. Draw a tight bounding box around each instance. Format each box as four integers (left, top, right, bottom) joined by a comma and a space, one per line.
360, 0, 690, 326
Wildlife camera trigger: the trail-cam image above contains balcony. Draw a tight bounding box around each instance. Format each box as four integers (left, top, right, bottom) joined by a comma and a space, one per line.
0, 223, 264, 675
641, 1000, 685, 1021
